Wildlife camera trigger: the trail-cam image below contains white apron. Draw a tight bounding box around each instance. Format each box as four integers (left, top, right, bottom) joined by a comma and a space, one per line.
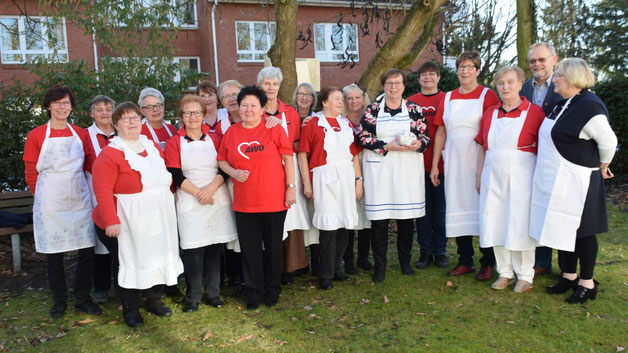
217, 108, 231, 135
176, 136, 237, 249
280, 112, 312, 234
479, 106, 538, 250
33, 122, 95, 254
86, 123, 114, 255
142, 118, 173, 150
442, 87, 488, 237
111, 136, 183, 289
363, 99, 425, 220
529, 96, 596, 252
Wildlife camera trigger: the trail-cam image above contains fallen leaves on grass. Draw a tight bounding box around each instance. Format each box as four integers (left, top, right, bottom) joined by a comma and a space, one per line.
304, 305, 313, 311
274, 339, 287, 346
383, 296, 390, 304
76, 318, 94, 325
616, 347, 625, 352
360, 299, 371, 304
229, 334, 254, 343
202, 329, 213, 341
415, 312, 427, 316
446, 281, 453, 287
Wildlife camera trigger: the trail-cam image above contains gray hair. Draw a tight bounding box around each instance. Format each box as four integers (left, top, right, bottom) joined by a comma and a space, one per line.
492, 66, 526, 87
217, 80, 244, 102
257, 66, 283, 85
529, 42, 557, 57
89, 95, 115, 113
291, 82, 317, 111
555, 58, 595, 89
138, 87, 165, 107
342, 84, 371, 114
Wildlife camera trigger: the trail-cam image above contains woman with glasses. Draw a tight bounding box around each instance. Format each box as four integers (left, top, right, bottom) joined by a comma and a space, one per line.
196, 81, 221, 133
23, 85, 100, 318
139, 87, 176, 150
165, 95, 237, 312
357, 69, 430, 283
92, 102, 184, 327
215, 80, 244, 138
292, 83, 317, 120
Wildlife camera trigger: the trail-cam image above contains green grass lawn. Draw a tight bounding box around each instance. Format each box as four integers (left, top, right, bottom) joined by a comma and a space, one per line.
1, 205, 626, 352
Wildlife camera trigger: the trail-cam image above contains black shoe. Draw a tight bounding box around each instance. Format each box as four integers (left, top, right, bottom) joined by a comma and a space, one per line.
566, 281, 599, 304
183, 302, 199, 312
414, 254, 433, 269
145, 299, 172, 317
123, 311, 144, 328
203, 296, 224, 308
49, 302, 67, 318
434, 255, 449, 268
246, 299, 260, 310
546, 277, 579, 294
318, 279, 333, 290
264, 295, 279, 307
75, 299, 102, 315
357, 261, 374, 271
345, 262, 357, 275
372, 270, 385, 283
281, 272, 294, 285
93, 291, 108, 304
333, 273, 351, 282
164, 285, 184, 301
401, 263, 415, 275
296, 265, 310, 276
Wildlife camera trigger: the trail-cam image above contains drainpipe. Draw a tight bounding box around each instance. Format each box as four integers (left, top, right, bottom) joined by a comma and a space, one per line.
211, 0, 220, 84
92, 31, 99, 72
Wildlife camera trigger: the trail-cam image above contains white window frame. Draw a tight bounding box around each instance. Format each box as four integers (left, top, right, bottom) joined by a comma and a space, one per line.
173, 56, 201, 88
0, 16, 69, 64
314, 23, 359, 63
235, 21, 276, 63
168, 0, 197, 28
111, 0, 198, 29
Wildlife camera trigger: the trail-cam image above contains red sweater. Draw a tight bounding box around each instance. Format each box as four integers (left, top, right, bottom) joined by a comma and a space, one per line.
407, 91, 446, 173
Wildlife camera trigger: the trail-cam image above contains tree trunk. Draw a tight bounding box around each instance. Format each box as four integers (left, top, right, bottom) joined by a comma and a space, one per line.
267, 0, 298, 103
517, 0, 536, 77
358, 0, 448, 100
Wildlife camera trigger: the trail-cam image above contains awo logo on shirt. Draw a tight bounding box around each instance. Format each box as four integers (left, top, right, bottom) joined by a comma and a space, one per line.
237, 141, 264, 160
420, 106, 437, 117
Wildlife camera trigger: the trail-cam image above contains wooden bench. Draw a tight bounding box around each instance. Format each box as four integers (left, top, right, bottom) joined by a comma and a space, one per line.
0, 191, 34, 273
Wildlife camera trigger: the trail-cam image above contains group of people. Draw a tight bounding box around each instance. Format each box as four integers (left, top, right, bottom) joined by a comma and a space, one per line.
23, 41, 617, 328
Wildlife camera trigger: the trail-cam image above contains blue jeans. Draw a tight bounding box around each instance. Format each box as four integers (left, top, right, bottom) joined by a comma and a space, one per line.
535, 246, 564, 271
415, 173, 447, 256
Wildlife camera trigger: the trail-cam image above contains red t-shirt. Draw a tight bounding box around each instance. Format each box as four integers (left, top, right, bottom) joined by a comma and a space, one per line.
407, 91, 446, 173
299, 117, 360, 172
434, 85, 500, 126
217, 123, 293, 213
23, 123, 94, 194
164, 128, 221, 169
140, 122, 177, 146
91, 141, 165, 228
262, 99, 301, 145
475, 97, 546, 154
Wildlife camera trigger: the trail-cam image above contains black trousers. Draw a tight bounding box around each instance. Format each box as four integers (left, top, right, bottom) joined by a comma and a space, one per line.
560, 235, 598, 280
319, 228, 349, 280
343, 228, 372, 265
370, 219, 414, 272
93, 253, 112, 293
234, 211, 287, 301
182, 244, 223, 303
96, 225, 163, 313
224, 248, 243, 283
455, 236, 495, 267
46, 247, 94, 306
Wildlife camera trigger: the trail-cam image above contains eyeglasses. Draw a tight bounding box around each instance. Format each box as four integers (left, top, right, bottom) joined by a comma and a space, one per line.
554, 72, 565, 78
384, 81, 404, 87
141, 103, 164, 111
182, 110, 203, 118
51, 101, 72, 107
223, 93, 238, 101
296, 92, 313, 98
529, 56, 552, 65
458, 65, 476, 72
119, 115, 142, 122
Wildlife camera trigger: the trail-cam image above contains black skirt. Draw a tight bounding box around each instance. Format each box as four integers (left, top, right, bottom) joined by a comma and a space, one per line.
576, 170, 608, 238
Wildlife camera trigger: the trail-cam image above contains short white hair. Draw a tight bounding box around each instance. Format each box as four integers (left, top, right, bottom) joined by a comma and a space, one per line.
529, 42, 557, 57
257, 66, 283, 85
138, 87, 164, 106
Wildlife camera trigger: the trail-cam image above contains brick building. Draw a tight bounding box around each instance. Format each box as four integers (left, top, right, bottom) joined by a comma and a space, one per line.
0, 0, 443, 89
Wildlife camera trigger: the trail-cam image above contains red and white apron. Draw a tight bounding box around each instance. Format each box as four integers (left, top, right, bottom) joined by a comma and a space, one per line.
363, 99, 425, 220
217, 108, 231, 135
479, 105, 537, 250
529, 96, 595, 252
142, 118, 173, 150
176, 136, 237, 249
110, 136, 183, 289
311, 112, 358, 230
33, 122, 95, 253
442, 87, 488, 237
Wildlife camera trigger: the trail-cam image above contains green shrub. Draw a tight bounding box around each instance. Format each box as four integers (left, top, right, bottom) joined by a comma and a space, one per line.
595, 75, 628, 183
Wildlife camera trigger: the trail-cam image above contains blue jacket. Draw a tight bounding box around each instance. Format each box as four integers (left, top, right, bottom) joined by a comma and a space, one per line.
520, 78, 562, 116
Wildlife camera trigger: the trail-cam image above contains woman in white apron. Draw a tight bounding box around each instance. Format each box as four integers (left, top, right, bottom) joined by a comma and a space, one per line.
23, 85, 100, 318
357, 69, 430, 283
138, 87, 176, 150
164, 96, 237, 312
530, 58, 617, 303
298, 87, 362, 290
342, 83, 374, 274
430, 52, 500, 280
475, 66, 545, 293
258, 67, 311, 285
92, 102, 183, 328
84, 95, 116, 305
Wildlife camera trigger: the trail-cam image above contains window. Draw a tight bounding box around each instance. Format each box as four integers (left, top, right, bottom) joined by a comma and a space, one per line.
314, 23, 359, 62
0, 16, 68, 64
110, 0, 197, 28
173, 56, 201, 87
105, 56, 200, 86
235, 21, 276, 62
